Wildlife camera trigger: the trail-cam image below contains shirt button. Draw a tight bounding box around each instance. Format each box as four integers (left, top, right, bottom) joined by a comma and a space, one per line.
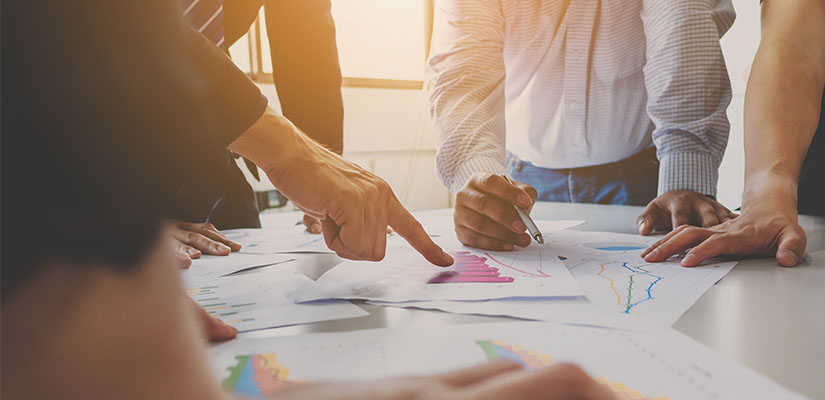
568, 102, 579, 111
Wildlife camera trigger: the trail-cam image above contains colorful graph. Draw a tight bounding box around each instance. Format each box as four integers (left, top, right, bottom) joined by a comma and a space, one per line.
428, 251, 515, 284
597, 262, 664, 314
475, 340, 668, 400
584, 242, 647, 251
223, 354, 299, 396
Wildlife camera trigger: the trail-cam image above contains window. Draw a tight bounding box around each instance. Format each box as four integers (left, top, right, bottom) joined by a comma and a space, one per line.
228, 0, 433, 90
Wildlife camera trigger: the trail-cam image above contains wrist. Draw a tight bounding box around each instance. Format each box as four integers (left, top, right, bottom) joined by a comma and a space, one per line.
742, 171, 799, 216
227, 108, 310, 184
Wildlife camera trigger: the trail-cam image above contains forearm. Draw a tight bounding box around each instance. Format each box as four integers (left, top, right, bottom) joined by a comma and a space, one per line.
743, 1, 825, 204
227, 107, 318, 186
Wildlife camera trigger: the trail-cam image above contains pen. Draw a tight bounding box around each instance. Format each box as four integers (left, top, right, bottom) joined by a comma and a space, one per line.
503, 175, 544, 244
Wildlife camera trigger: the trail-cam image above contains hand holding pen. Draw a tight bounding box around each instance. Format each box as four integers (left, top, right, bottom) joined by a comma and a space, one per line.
453, 172, 541, 251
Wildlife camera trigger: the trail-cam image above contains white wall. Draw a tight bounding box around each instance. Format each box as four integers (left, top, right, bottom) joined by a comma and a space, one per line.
718, 0, 762, 208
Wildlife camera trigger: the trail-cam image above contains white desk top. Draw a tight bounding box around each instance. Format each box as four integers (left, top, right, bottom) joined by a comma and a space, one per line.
246, 202, 825, 399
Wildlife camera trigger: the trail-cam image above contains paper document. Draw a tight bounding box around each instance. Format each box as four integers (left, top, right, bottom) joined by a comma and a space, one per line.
209, 321, 802, 399
375, 230, 735, 329
183, 270, 367, 333
184, 253, 295, 279
297, 243, 584, 302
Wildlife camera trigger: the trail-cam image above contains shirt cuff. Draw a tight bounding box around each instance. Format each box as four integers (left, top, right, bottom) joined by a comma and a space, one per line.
444, 155, 508, 193
657, 152, 720, 197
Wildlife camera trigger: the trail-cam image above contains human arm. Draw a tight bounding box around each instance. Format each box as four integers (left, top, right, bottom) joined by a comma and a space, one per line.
428, 1, 539, 250
227, 108, 453, 266
635, 0, 737, 234
642, 0, 825, 267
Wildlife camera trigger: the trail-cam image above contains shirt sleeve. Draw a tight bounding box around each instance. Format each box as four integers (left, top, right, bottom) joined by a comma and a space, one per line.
641, 0, 736, 197
428, 0, 509, 193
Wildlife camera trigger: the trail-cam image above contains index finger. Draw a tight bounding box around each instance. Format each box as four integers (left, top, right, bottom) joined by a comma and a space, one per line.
388, 197, 454, 267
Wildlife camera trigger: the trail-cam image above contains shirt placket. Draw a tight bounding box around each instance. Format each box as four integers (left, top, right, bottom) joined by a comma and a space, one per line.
562, 1, 596, 157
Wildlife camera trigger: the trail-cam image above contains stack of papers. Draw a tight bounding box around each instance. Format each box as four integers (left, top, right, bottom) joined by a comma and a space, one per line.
209, 321, 804, 399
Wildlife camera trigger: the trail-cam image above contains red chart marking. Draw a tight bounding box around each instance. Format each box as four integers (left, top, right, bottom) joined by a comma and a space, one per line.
483, 252, 552, 278
428, 251, 514, 284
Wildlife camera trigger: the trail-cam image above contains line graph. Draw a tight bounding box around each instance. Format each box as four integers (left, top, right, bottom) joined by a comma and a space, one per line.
484, 251, 552, 278
597, 262, 664, 314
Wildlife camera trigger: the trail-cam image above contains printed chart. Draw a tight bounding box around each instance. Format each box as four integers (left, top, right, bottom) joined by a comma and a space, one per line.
222, 354, 300, 396
209, 322, 803, 400
296, 245, 584, 302
370, 231, 735, 330
183, 270, 367, 332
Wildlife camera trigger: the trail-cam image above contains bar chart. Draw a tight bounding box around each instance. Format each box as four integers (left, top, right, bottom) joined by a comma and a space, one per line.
427, 251, 515, 284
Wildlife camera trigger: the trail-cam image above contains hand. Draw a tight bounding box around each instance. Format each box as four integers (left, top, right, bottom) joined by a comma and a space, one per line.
636, 190, 736, 236
272, 361, 617, 400
642, 190, 807, 267
170, 221, 241, 261
228, 110, 453, 266
453, 173, 538, 251
187, 297, 237, 342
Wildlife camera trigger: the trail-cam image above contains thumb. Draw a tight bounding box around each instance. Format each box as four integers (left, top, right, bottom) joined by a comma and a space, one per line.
775, 225, 807, 267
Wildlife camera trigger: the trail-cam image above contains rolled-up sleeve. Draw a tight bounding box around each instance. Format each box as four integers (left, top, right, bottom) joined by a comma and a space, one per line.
641, 0, 736, 197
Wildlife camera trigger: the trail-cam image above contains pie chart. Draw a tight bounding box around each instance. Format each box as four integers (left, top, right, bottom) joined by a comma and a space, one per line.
583, 242, 647, 251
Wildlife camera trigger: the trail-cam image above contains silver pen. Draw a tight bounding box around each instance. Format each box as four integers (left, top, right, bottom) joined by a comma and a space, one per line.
503, 175, 544, 244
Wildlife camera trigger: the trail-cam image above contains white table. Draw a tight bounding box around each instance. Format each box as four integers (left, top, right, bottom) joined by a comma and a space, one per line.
247, 203, 825, 399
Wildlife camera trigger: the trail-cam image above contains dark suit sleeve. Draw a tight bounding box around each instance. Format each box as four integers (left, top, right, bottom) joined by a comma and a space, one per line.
264, 0, 345, 154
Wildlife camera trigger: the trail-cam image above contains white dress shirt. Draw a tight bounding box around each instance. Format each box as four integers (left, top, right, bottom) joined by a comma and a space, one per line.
429, 0, 735, 196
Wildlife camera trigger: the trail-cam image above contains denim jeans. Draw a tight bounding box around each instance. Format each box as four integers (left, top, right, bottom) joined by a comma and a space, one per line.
507, 147, 659, 206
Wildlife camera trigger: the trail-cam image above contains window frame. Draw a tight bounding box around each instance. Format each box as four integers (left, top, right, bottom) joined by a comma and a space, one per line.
240, 0, 434, 91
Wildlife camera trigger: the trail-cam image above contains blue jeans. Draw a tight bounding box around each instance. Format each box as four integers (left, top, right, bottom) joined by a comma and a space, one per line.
507, 148, 659, 206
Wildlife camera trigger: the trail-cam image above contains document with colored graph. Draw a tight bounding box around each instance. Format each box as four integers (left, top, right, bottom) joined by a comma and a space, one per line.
371, 230, 736, 329
208, 321, 803, 400
296, 243, 585, 302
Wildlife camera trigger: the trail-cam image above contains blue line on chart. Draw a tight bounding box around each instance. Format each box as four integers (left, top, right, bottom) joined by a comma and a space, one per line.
620, 262, 663, 314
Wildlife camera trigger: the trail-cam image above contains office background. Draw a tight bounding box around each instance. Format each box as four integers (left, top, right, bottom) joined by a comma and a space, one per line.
228, 0, 758, 211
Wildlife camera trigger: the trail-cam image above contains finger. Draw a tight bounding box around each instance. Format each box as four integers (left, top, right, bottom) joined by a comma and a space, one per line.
640, 224, 688, 258
190, 299, 237, 342
697, 203, 720, 228
715, 203, 737, 222
643, 226, 714, 262
515, 183, 538, 212
636, 202, 667, 236
775, 225, 807, 267
681, 233, 743, 267
456, 226, 517, 251
457, 189, 526, 234
465, 363, 616, 400
469, 174, 533, 208
179, 243, 202, 260
437, 360, 523, 387
304, 214, 323, 234
180, 222, 241, 251
175, 249, 193, 269
173, 229, 232, 255
456, 206, 531, 246
389, 201, 453, 267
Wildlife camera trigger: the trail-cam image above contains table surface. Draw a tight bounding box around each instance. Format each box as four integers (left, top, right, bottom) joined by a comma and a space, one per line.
245, 202, 825, 399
